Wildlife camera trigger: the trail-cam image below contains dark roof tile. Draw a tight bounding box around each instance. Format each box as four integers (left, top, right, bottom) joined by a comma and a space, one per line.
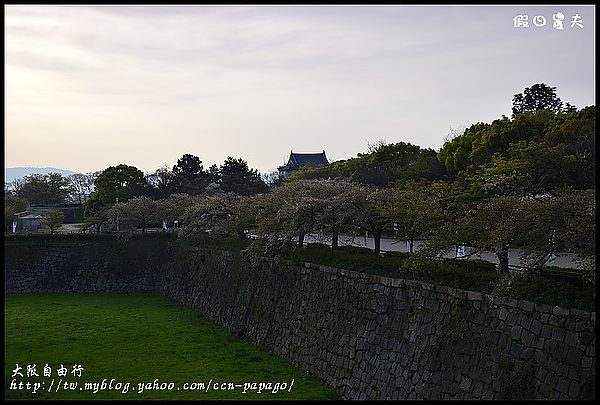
278, 151, 329, 171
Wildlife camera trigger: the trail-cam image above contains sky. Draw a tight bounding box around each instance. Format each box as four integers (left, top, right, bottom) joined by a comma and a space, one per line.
4, 5, 596, 175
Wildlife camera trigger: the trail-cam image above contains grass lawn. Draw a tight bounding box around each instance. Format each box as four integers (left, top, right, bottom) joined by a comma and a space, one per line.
4, 293, 338, 400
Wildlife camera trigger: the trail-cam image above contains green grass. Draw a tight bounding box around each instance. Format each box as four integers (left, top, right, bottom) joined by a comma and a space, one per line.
4, 293, 338, 400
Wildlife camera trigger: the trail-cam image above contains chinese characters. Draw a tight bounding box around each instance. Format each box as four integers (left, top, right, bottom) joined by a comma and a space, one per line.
12, 363, 85, 379
513, 12, 584, 29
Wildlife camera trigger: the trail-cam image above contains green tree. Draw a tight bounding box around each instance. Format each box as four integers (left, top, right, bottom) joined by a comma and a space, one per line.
512, 83, 565, 115
18, 173, 74, 205
5, 193, 28, 231
179, 193, 253, 240
543, 106, 595, 189
400, 181, 480, 273
219, 157, 268, 196
457, 195, 539, 274
155, 193, 195, 230
7, 178, 26, 199
68, 172, 98, 203
254, 179, 355, 251
93, 164, 147, 204
477, 142, 574, 197
438, 105, 594, 195
306, 180, 358, 250
438, 122, 490, 177
285, 165, 335, 185
146, 165, 176, 199
345, 184, 393, 254
255, 181, 322, 249
288, 141, 446, 187
107, 196, 159, 234
173, 154, 204, 177
43, 210, 65, 233
207, 164, 221, 184
521, 188, 596, 284
172, 154, 210, 195
378, 180, 436, 253
82, 207, 108, 234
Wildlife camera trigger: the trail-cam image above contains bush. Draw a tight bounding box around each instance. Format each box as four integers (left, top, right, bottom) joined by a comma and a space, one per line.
508, 274, 594, 312
4, 232, 174, 245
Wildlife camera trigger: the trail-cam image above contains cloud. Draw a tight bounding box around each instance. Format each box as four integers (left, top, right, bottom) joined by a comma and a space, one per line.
4, 5, 595, 173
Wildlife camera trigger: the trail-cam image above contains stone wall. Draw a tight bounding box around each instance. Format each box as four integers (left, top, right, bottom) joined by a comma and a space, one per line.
5, 236, 170, 293
159, 246, 595, 400
4, 239, 596, 400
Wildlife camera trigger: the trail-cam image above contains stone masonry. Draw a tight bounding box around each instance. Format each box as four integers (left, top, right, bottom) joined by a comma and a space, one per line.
5, 240, 596, 400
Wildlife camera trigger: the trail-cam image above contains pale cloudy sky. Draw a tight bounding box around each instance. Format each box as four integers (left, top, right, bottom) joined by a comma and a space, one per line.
4, 5, 595, 174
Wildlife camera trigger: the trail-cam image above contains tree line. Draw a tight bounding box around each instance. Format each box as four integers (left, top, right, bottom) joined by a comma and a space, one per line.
4, 83, 595, 284
4, 154, 268, 233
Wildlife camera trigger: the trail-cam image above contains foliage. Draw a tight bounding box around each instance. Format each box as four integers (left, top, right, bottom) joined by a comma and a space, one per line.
261, 170, 286, 190
106, 196, 160, 234
506, 188, 595, 285
16, 84, 593, 300
179, 193, 253, 240
173, 153, 205, 178
377, 180, 438, 253
477, 142, 577, 197
4, 232, 173, 245
345, 184, 393, 254
67, 172, 98, 203
260, 180, 393, 254
145, 165, 176, 199
218, 156, 268, 196
493, 272, 594, 312
253, 179, 356, 253
286, 243, 404, 277
543, 106, 595, 189
92, 164, 147, 204
188, 237, 593, 310
511, 83, 568, 115
438, 122, 490, 177
461, 196, 543, 273
547, 189, 595, 283
253, 183, 313, 252
438, 105, 594, 198
284, 165, 335, 184
176, 234, 252, 251
43, 209, 65, 233
412, 194, 540, 274
4, 193, 28, 231
81, 201, 103, 233
12, 173, 74, 206
288, 141, 446, 187
155, 193, 195, 227
172, 154, 211, 195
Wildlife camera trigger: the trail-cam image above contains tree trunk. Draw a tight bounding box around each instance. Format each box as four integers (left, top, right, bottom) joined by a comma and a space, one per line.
497, 247, 510, 273
298, 233, 305, 247
408, 238, 414, 254
331, 229, 339, 250
374, 231, 381, 254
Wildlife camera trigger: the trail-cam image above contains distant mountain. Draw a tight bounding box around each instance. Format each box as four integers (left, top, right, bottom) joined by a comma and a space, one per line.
4, 167, 79, 184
